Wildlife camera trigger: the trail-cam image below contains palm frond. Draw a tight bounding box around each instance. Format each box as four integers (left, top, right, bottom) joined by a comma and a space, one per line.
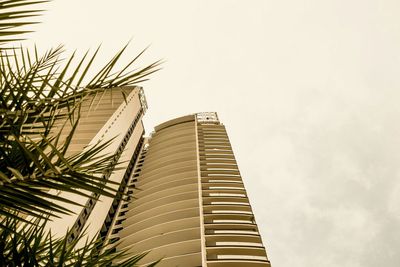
0, 214, 149, 266
0, 0, 47, 47
0, 42, 160, 227
0, 1, 161, 266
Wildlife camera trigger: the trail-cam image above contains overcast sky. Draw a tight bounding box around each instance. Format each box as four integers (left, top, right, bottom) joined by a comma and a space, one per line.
26, 1, 400, 266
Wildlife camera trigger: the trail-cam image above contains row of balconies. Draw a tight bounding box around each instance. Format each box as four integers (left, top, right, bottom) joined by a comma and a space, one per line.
108, 119, 270, 266
198, 124, 270, 266
115, 125, 204, 266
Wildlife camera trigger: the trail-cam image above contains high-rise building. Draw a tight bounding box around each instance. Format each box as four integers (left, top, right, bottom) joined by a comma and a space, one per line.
107, 112, 270, 267
46, 86, 147, 244
47, 87, 270, 266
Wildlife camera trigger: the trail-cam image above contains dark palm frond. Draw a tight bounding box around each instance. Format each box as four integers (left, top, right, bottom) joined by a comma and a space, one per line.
0, 1, 162, 266
0, 214, 149, 266
0, 133, 123, 221
85, 44, 163, 89
0, 40, 160, 226
0, 0, 47, 48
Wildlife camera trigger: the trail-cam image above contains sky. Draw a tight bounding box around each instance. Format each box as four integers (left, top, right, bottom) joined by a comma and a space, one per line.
25, 1, 400, 266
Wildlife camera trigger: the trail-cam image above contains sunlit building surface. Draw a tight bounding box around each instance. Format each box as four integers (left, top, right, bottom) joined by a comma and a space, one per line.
108, 112, 271, 267
46, 86, 147, 244
46, 86, 270, 266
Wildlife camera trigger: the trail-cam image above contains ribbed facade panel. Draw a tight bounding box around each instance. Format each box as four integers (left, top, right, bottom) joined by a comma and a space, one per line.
116, 120, 202, 266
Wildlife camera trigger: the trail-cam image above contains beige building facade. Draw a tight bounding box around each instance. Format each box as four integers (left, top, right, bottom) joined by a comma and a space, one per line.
45, 86, 147, 244
44, 86, 270, 266
110, 112, 270, 266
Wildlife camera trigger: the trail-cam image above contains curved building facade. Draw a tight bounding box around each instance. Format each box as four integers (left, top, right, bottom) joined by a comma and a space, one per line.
110, 112, 270, 266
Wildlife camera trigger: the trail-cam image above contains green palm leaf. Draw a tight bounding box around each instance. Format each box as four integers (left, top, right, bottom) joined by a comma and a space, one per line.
0, 214, 150, 266
0, 0, 46, 47
0, 43, 161, 224
0, 0, 162, 265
